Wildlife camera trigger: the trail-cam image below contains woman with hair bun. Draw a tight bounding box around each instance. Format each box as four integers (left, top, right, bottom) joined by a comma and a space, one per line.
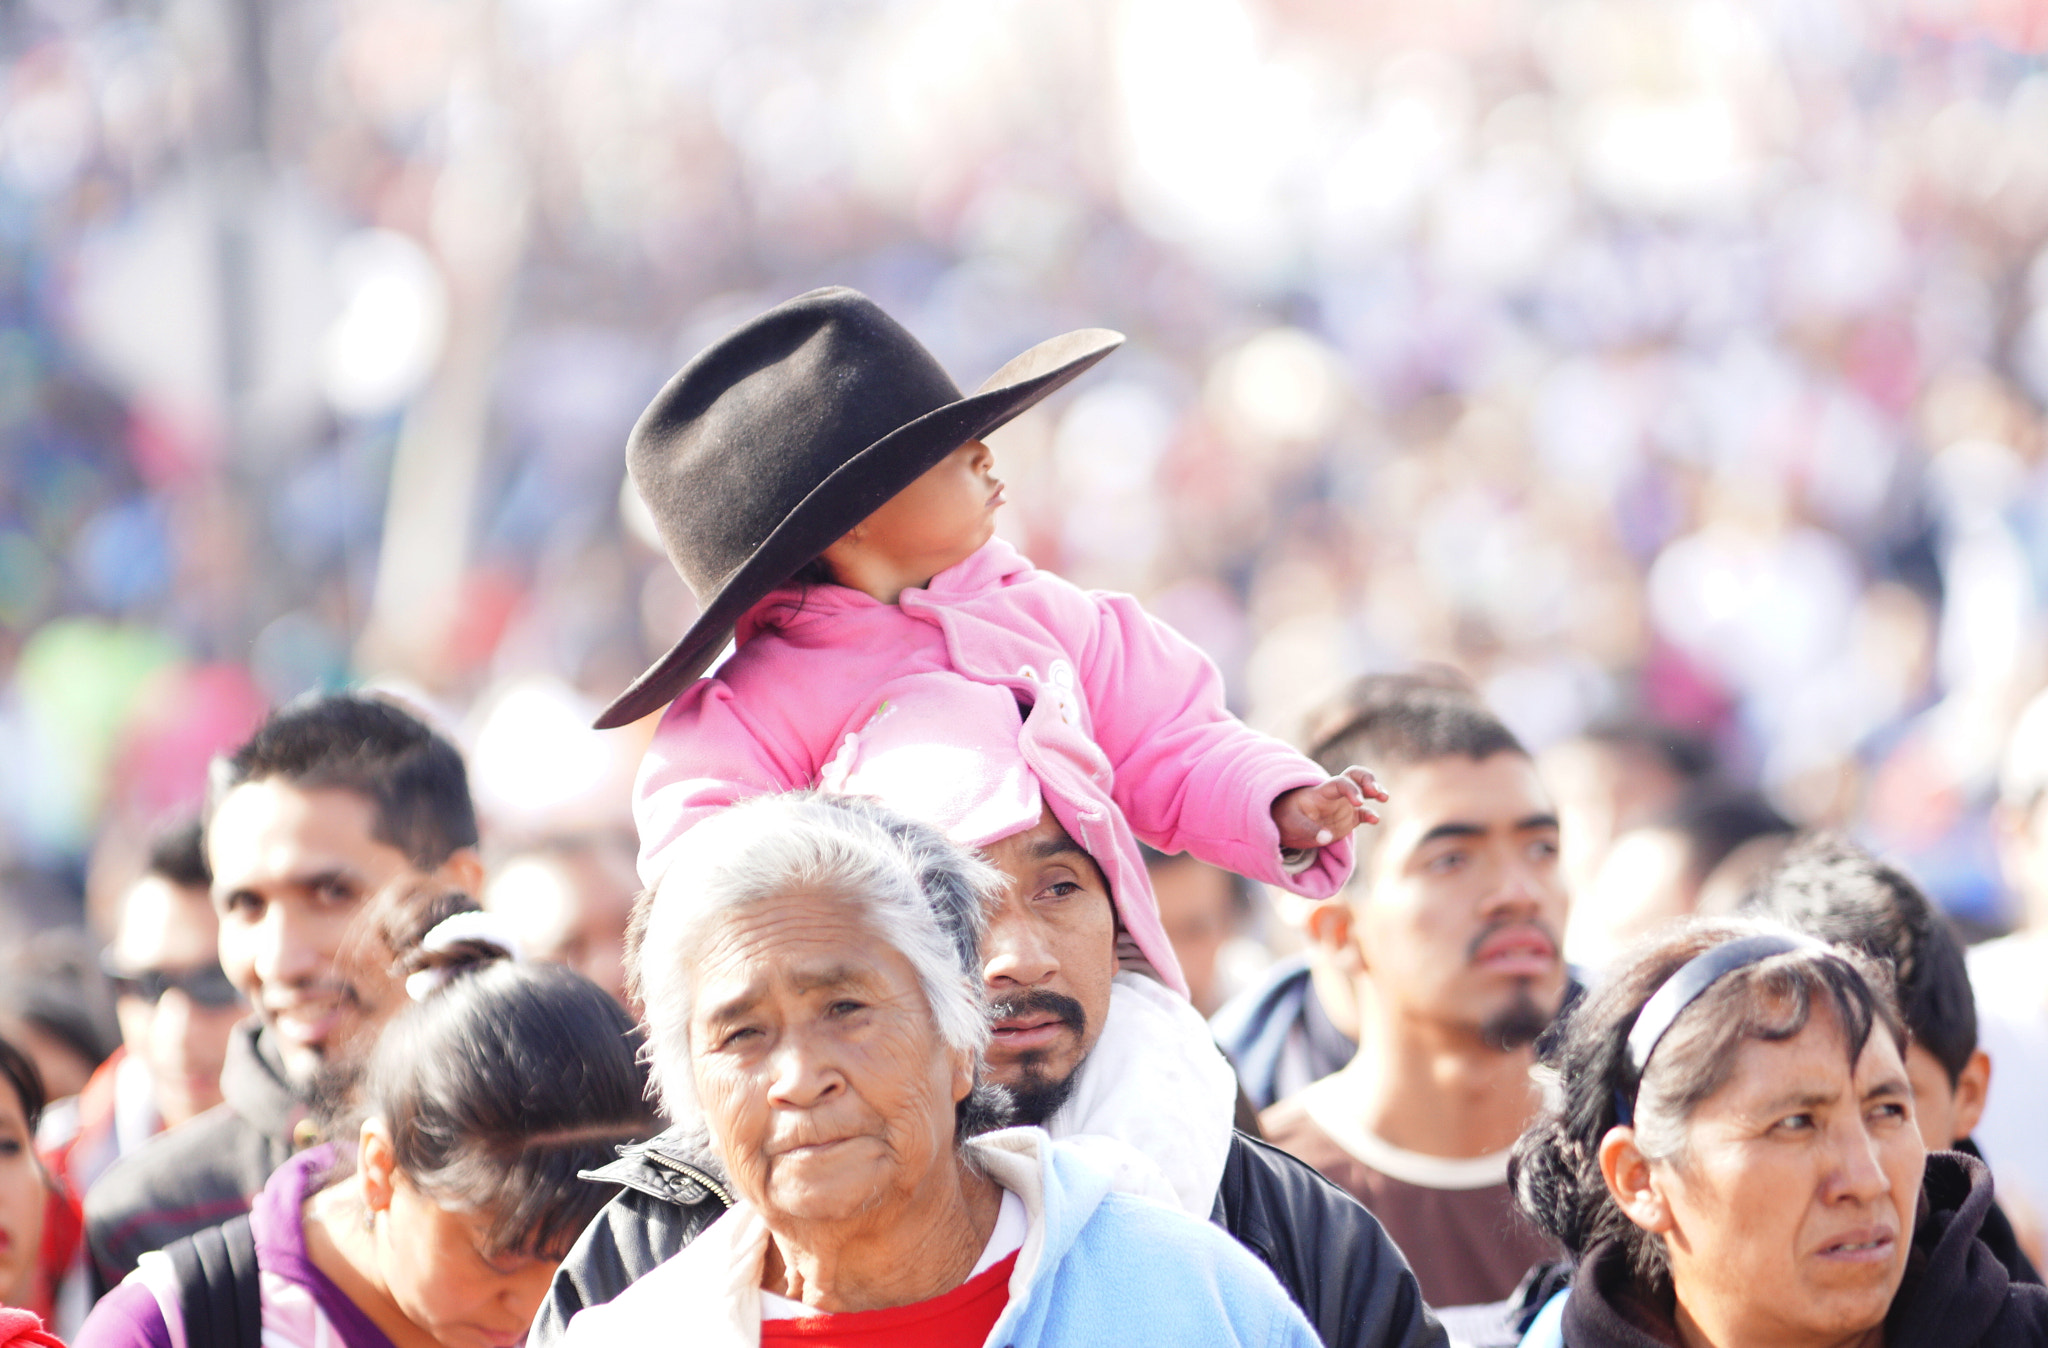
77, 931, 662, 1348
1509, 918, 2048, 1348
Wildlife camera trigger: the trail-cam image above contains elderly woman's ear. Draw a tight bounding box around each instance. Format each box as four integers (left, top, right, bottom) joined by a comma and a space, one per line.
1598, 1125, 1674, 1236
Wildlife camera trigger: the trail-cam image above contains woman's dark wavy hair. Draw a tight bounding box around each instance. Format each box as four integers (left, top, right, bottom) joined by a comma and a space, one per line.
331, 959, 661, 1261
1508, 918, 1905, 1297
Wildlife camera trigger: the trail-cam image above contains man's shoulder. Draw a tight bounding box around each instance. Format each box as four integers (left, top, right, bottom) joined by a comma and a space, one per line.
84, 1103, 288, 1278
1257, 1094, 1356, 1180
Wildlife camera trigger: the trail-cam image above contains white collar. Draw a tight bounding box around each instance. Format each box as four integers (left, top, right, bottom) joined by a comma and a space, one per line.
1296, 1074, 1513, 1190
1042, 971, 1238, 1214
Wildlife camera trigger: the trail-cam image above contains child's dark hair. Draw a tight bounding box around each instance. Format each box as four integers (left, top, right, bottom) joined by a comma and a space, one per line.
1746, 832, 1977, 1084
340, 959, 661, 1260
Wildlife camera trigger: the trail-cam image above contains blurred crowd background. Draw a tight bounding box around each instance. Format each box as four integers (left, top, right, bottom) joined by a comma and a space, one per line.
7, 0, 2048, 968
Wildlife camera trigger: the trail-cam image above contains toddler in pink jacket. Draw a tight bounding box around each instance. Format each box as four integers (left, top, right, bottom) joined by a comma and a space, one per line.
596, 288, 1380, 995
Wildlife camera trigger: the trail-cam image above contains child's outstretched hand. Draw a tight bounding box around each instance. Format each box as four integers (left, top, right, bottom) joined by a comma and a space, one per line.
1272, 767, 1387, 850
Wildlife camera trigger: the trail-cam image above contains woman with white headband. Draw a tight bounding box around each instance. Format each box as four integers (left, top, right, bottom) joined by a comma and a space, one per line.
77, 909, 662, 1348
1508, 919, 2048, 1348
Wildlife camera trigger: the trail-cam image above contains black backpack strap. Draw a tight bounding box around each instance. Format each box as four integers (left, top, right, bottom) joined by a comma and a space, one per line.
163, 1214, 262, 1348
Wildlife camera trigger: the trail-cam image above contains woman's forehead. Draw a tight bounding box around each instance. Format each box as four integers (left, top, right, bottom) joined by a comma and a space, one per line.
690, 892, 919, 1005
1697, 1009, 1907, 1118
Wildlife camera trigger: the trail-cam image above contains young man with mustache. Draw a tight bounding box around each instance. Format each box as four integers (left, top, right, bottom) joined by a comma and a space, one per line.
1259, 673, 1571, 1317
81, 693, 484, 1296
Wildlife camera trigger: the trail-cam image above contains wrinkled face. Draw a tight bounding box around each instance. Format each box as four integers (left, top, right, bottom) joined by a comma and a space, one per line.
1649, 1012, 1923, 1348
688, 890, 973, 1228
110, 875, 244, 1127
825, 440, 1003, 582
1353, 753, 1569, 1048
209, 781, 422, 1086
0, 1080, 44, 1308
485, 849, 638, 1011
976, 808, 1118, 1124
376, 1176, 555, 1348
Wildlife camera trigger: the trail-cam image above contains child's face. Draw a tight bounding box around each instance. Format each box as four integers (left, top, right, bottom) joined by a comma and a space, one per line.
830, 440, 1004, 582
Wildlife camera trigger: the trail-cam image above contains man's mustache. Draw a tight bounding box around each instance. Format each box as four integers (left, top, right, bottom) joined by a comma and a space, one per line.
989, 989, 1087, 1031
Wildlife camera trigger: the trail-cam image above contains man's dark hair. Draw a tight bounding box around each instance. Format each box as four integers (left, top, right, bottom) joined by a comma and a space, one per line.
1303, 667, 1526, 777
1580, 715, 1717, 789
144, 820, 212, 891
1659, 789, 1794, 891
208, 692, 478, 870
1746, 833, 1977, 1084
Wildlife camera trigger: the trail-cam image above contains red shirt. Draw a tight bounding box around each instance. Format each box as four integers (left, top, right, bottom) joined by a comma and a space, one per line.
759, 1252, 1018, 1348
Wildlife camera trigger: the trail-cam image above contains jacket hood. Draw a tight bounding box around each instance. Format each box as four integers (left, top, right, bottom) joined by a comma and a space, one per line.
736, 537, 1034, 643
557, 1128, 1147, 1348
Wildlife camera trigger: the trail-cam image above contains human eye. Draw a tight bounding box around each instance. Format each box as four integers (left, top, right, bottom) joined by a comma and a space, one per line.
1869, 1099, 1911, 1125
715, 1024, 762, 1051
827, 998, 868, 1018
220, 890, 264, 920
314, 876, 360, 906
1529, 837, 1561, 861
1771, 1112, 1815, 1135
1426, 849, 1469, 875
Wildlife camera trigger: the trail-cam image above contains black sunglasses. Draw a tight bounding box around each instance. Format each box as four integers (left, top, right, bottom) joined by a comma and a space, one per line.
102, 960, 245, 1009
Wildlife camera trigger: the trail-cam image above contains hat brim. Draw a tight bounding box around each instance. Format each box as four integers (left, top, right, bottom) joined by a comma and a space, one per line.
595, 327, 1123, 729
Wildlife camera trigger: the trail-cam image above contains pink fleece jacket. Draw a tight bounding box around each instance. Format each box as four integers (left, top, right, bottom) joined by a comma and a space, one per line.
634, 538, 1353, 997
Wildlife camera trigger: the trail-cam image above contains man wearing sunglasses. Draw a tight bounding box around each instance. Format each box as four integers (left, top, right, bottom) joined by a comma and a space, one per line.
41, 823, 243, 1323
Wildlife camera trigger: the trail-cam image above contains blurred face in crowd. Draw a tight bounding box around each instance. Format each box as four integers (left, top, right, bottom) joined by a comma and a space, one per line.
1149, 854, 1239, 1016
0, 1073, 45, 1308
686, 890, 974, 1230
484, 845, 638, 1011
978, 807, 1118, 1125
1602, 1006, 1921, 1348
108, 872, 245, 1127
355, 1124, 558, 1348
1995, 790, 2048, 933
1345, 752, 1568, 1051
1900, 1043, 1989, 1152
820, 440, 1004, 597
209, 780, 471, 1087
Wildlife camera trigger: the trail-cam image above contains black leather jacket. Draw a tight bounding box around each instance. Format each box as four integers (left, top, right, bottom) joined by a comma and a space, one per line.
532, 1126, 1446, 1348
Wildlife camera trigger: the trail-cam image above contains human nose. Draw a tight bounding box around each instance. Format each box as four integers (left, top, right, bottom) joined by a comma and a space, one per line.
982, 901, 1058, 990
765, 1025, 843, 1108
1827, 1116, 1895, 1206
969, 441, 995, 477
154, 988, 195, 1061
1479, 854, 1545, 922
252, 904, 323, 989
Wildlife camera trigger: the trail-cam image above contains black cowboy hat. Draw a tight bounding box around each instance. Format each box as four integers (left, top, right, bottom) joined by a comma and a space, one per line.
595, 286, 1122, 729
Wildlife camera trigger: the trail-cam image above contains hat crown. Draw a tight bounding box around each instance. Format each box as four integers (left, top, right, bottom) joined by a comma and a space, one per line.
627, 287, 963, 599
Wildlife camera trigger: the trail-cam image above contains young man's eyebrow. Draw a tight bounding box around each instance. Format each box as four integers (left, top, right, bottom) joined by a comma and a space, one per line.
1515, 813, 1561, 833
1413, 822, 1487, 848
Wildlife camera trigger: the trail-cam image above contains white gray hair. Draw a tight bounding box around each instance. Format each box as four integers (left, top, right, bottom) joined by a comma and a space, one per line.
632, 792, 1001, 1126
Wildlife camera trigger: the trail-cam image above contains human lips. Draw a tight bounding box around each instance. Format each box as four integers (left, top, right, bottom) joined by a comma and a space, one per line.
990, 1010, 1071, 1052
266, 997, 344, 1051
1471, 924, 1559, 977
1814, 1224, 1898, 1264
986, 481, 1007, 510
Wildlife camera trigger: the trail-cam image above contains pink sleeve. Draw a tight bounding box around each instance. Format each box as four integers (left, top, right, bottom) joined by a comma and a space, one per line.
631, 677, 816, 886
1078, 592, 1353, 898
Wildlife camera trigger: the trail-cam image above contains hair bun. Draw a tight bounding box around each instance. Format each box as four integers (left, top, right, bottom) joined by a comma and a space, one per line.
403, 911, 522, 1001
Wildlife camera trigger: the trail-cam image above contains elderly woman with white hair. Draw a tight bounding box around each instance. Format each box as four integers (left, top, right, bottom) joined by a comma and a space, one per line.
559, 792, 1318, 1348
